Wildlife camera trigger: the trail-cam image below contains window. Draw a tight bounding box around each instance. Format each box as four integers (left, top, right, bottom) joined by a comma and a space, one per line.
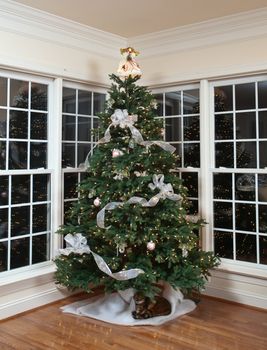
0, 72, 52, 273
62, 83, 106, 221
154, 85, 200, 216
211, 77, 267, 267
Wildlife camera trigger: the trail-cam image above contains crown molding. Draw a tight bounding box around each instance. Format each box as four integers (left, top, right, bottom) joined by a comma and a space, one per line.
0, 0, 126, 58
129, 7, 267, 58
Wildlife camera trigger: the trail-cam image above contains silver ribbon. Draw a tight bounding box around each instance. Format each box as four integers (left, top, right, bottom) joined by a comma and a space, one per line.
97, 174, 181, 229
99, 109, 143, 144
59, 233, 144, 281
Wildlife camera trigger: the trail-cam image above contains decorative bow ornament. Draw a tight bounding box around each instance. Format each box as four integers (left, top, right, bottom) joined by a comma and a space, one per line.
59, 233, 144, 281
148, 174, 181, 201
97, 174, 181, 229
99, 109, 143, 144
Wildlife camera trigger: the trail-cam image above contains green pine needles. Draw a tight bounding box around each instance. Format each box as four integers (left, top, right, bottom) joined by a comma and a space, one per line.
55, 74, 219, 299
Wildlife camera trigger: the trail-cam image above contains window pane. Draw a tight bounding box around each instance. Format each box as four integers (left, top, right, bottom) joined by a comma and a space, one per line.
78, 117, 91, 141
62, 87, 76, 113
11, 205, 30, 236
214, 231, 233, 259
62, 115, 76, 141
165, 117, 181, 142
0, 109, 7, 138
258, 174, 267, 202
30, 113, 47, 140
259, 205, 267, 233
181, 172, 198, 197
32, 204, 50, 233
153, 94, 163, 116
236, 233, 256, 263
10, 79, 29, 109
183, 116, 199, 141
64, 173, 78, 199
188, 199, 198, 215
0, 77, 7, 106
31, 83, 47, 111
259, 141, 267, 168
236, 112, 256, 139
184, 143, 200, 167
236, 203, 256, 232
259, 236, 267, 264
0, 241, 7, 272
9, 141, 27, 169
170, 143, 182, 167
165, 91, 180, 116
183, 89, 199, 114
33, 174, 50, 202
236, 141, 256, 168
64, 201, 76, 225
78, 144, 91, 167
215, 142, 234, 168
235, 174, 255, 201
215, 114, 233, 140
78, 90, 91, 115
93, 93, 105, 115
259, 111, 267, 138
9, 111, 28, 139
0, 208, 8, 239
93, 117, 99, 142
0, 141, 6, 169
214, 86, 233, 112
30, 142, 47, 169
258, 81, 267, 109
235, 83, 255, 110
213, 173, 232, 200
11, 175, 30, 204
62, 143, 75, 168
214, 202, 233, 229
32, 234, 50, 264
0, 175, 9, 206
11, 237, 29, 269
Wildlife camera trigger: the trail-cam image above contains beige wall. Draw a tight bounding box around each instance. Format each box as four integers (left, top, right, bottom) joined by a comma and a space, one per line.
0, 31, 118, 85
139, 36, 267, 86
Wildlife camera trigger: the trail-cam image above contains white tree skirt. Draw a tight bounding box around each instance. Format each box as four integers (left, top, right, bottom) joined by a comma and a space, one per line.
61, 282, 196, 326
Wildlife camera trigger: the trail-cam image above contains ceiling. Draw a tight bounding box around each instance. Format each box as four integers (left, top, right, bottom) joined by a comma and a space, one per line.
13, 0, 267, 37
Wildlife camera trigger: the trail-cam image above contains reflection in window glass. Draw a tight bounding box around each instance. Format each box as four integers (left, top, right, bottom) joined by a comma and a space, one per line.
0, 109, 7, 138
30, 113, 47, 140
93, 93, 105, 115
64, 173, 78, 199
9, 111, 28, 139
30, 142, 47, 169
78, 90, 91, 115
258, 81, 267, 109
10, 79, 28, 109
0, 141, 6, 169
0, 241, 7, 272
215, 142, 234, 168
11, 175, 30, 204
258, 175, 267, 202
78, 117, 91, 141
214, 231, 233, 259
32, 204, 50, 233
235, 203, 256, 232
182, 172, 198, 197
184, 143, 200, 167
259, 141, 267, 168
0, 208, 8, 239
62, 115, 76, 141
11, 205, 30, 236
183, 116, 199, 141
32, 234, 49, 264
0, 77, 7, 107
259, 236, 267, 264
235, 174, 255, 201
33, 174, 50, 202
214, 86, 233, 112
62, 87, 76, 113
236, 141, 256, 168
165, 118, 181, 142
215, 114, 233, 140
235, 83, 255, 110
165, 91, 180, 116
259, 111, 267, 138
11, 237, 29, 269
62, 143, 75, 168
236, 112, 256, 139
183, 89, 199, 114
259, 205, 267, 233
214, 202, 233, 229
78, 144, 91, 167
236, 233, 256, 263
213, 173, 232, 200
0, 175, 9, 206
31, 83, 47, 111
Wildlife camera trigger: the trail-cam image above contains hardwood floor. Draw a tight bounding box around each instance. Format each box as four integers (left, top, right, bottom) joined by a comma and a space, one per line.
0, 290, 266, 350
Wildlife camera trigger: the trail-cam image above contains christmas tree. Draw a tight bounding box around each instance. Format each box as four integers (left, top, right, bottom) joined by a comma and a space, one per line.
55, 48, 219, 319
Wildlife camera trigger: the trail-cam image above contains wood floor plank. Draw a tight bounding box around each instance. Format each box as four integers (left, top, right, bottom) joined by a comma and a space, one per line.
1, 292, 266, 350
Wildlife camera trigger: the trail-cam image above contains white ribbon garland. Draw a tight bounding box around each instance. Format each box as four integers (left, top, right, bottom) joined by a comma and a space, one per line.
97, 174, 181, 229
59, 233, 144, 281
